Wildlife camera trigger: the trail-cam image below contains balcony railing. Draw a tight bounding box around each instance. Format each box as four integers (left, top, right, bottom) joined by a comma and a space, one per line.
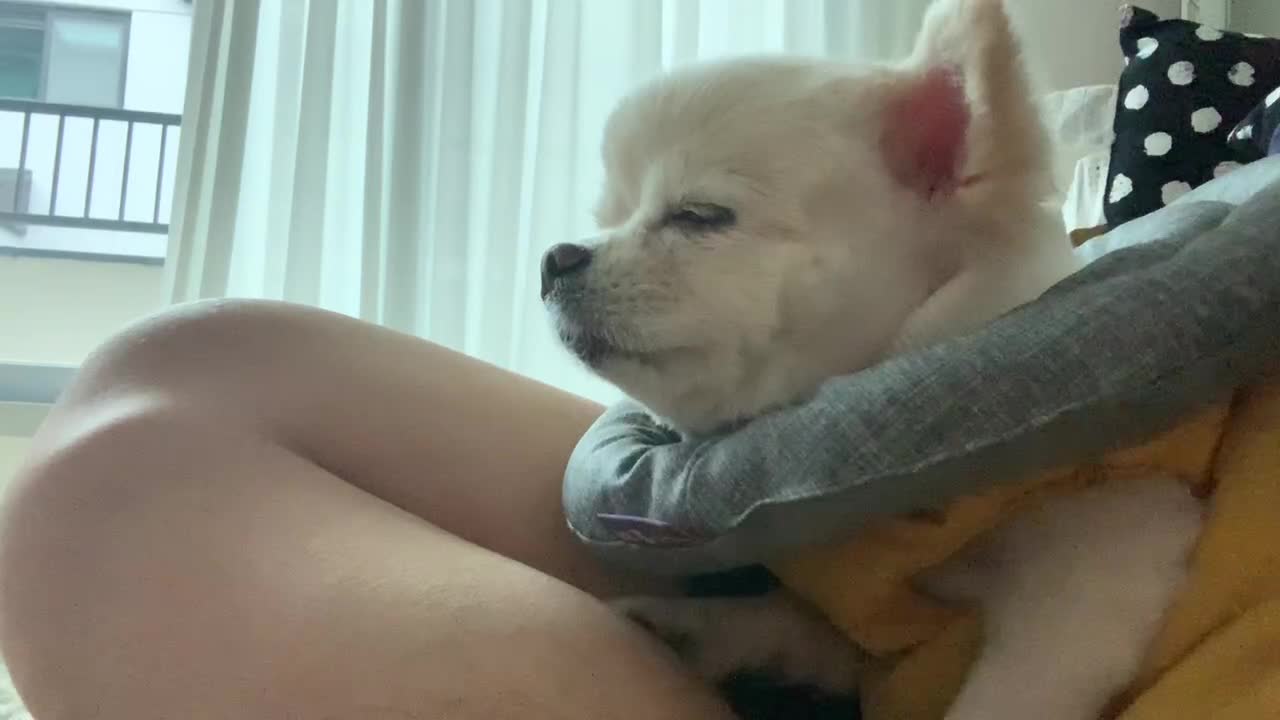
0, 98, 182, 235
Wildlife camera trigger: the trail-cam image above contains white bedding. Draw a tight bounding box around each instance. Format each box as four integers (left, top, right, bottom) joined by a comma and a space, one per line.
1037, 83, 1117, 233
0, 664, 31, 720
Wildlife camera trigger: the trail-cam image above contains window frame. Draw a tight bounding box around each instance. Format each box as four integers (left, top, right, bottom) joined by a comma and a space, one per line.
0, 0, 132, 109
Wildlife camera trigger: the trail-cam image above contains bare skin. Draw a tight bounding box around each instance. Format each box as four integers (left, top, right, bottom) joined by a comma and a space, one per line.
0, 299, 734, 720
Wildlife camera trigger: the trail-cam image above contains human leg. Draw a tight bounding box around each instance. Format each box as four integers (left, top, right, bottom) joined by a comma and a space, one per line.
0, 300, 730, 719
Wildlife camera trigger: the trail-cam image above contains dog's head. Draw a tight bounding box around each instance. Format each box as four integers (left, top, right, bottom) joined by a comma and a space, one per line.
543, 0, 1066, 434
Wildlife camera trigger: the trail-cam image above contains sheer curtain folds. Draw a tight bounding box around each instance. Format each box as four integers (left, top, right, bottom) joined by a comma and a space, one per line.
166, 0, 930, 401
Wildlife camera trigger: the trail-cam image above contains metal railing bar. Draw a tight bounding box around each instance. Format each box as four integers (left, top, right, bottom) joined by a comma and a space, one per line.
118, 120, 134, 221
14, 111, 30, 213
0, 98, 182, 234
153, 123, 169, 224
0, 211, 168, 235
0, 97, 180, 126
47, 114, 65, 215
84, 117, 100, 218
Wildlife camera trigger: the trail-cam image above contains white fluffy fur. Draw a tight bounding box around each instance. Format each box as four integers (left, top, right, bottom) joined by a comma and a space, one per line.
543, 0, 1205, 717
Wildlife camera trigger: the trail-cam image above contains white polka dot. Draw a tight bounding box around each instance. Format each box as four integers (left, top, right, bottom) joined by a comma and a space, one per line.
1191, 107, 1222, 133
1136, 37, 1159, 59
1215, 161, 1243, 178
1144, 132, 1173, 156
1267, 86, 1280, 107
1168, 61, 1196, 86
1124, 85, 1150, 110
1229, 62, 1255, 87
1236, 124, 1255, 140
1162, 180, 1192, 205
1109, 174, 1134, 204
1196, 26, 1224, 41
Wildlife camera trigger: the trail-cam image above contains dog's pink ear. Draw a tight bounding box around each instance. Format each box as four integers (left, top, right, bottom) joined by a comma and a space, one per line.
881, 67, 970, 198
883, 0, 1048, 205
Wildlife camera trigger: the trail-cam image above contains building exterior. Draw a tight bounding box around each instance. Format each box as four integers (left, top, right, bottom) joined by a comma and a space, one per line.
0, 0, 193, 262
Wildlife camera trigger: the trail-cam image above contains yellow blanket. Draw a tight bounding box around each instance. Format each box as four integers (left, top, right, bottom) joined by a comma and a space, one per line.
770, 374, 1280, 719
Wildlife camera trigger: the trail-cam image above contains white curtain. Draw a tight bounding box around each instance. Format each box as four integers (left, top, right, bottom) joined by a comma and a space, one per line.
165, 0, 931, 403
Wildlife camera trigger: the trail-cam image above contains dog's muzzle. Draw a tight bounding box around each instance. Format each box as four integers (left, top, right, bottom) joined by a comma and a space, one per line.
540, 243, 593, 300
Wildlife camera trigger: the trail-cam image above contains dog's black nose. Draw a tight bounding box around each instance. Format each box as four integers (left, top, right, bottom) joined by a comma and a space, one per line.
541, 243, 592, 299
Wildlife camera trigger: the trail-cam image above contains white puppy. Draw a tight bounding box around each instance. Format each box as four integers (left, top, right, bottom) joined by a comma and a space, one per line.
541, 0, 1205, 718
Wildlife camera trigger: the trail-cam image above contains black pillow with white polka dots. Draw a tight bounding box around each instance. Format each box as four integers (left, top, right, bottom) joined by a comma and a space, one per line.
1104, 5, 1280, 227
1227, 84, 1280, 158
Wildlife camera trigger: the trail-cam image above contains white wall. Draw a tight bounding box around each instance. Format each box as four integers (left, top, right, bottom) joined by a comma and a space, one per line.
0, 253, 159, 481
0, 404, 43, 488
1008, 0, 1182, 92
1231, 0, 1280, 37
0, 255, 162, 366
0, 434, 32, 491
125, 9, 192, 114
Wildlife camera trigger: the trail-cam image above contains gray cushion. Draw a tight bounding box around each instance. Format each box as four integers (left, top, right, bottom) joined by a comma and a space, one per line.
562, 157, 1280, 576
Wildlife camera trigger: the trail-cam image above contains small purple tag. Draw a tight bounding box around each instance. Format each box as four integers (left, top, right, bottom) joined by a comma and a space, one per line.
596, 513, 712, 547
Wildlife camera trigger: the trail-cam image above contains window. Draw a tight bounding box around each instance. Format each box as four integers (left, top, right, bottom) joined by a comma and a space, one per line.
0, 2, 130, 108
0, 0, 184, 261
0, 5, 42, 100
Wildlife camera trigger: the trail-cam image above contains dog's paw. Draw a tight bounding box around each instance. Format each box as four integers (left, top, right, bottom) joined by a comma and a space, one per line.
612, 592, 864, 694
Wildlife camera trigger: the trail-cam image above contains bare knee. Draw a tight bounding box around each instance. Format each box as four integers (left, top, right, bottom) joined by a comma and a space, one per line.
0, 300, 693, 718
0, 408, 726, 720
1, 299, 333, 606
63, 298, 341, 412
0, 408, 224, 718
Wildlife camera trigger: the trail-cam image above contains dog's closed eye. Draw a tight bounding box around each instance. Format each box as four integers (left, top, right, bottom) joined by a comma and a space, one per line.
666, 203, 736, 232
